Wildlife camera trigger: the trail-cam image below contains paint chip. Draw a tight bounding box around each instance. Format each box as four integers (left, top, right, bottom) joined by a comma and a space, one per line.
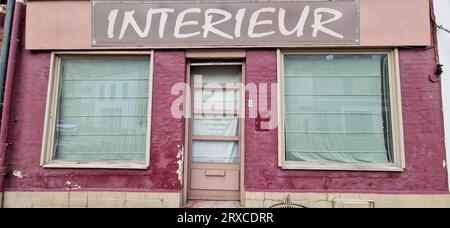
13, 170, 24, 179
177, 145, 184, 185
65, 181, 81, 190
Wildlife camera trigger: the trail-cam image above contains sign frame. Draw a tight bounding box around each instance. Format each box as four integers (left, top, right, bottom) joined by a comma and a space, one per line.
91, 0, 360, 48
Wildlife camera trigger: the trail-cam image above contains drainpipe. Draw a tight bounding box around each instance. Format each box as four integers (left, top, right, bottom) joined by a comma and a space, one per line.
0, 0, 15, 106
0, 0, 23, 207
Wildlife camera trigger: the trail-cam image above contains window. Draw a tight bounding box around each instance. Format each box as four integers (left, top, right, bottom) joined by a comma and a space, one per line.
41, 52, 153, 169
278, 50, 405, 171
191, 64, 242, 164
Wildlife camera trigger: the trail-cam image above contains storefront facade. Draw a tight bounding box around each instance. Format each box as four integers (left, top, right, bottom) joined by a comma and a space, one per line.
0, 0, 449, 208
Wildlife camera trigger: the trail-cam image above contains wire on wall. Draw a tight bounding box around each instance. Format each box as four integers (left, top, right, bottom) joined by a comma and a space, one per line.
428, 4, 446, 83
435, 23, 450, 35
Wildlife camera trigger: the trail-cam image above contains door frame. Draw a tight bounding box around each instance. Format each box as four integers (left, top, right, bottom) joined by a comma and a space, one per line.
182, 50, 246, 206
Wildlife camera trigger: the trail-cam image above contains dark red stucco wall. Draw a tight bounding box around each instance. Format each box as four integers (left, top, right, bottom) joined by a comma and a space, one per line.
3, 8, 185, 191
243, 0, 448, 193
3, 4, 449, 193
244, 49, 449, 193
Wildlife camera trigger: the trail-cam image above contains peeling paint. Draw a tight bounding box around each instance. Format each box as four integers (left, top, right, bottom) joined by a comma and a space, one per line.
12, 170, 23, 179
64, 181, 81, 191
177, 145, 184, 186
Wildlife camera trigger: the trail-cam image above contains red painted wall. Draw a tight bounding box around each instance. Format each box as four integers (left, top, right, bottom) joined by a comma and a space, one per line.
245, 49, 449, 193
3, 4, 449, 194
243, 1, 448, 193
3, 8, 186, 191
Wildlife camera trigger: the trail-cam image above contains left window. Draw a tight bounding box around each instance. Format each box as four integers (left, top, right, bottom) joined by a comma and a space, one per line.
41, 52, 153, 169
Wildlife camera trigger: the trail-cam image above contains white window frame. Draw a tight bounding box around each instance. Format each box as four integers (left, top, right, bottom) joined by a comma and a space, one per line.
277, 49, 405, 172
40, 51, 154, 169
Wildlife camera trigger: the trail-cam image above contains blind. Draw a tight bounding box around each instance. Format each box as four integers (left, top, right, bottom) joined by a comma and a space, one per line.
284, 54, 393, 163
54, 58, 150, 162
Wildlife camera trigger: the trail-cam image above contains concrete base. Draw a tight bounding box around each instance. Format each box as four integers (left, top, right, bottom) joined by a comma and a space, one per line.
245, 192, 450, 208
2, 191, 181, 208
4, 191, 450, 208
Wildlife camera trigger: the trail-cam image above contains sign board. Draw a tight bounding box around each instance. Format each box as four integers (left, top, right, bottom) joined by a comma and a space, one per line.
92, 0, 360, 47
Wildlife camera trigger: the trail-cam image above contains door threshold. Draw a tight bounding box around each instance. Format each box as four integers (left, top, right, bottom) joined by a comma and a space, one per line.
184, 200, 242, 208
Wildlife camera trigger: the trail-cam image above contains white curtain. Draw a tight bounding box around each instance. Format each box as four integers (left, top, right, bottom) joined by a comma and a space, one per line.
54, 58, 150, 161
192, 141, 239, 163
284, 54, 392, 163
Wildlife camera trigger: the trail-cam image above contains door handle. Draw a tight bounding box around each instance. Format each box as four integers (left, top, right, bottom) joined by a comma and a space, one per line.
205, 170, 226, 177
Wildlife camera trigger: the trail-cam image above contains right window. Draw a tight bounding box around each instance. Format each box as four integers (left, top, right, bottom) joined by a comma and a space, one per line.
279, 50, 405, 171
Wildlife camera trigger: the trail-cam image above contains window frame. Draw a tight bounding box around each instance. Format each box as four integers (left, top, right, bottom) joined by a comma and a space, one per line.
40, 51, 154, 170
277, 49, 405, 172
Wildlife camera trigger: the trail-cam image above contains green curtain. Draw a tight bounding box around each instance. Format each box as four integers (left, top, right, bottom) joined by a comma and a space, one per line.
284, 54, 393, 163
53, 58, 150, 162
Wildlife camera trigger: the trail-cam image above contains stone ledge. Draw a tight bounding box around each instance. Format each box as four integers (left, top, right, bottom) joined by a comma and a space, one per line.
2, 191, 182, 208
245, 192, 450, 208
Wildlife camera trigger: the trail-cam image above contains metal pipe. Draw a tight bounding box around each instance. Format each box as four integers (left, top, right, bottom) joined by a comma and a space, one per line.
0, 0, 15, 106
0, 0, 23, 207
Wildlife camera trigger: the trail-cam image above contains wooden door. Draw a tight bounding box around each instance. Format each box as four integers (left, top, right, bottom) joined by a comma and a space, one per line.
187, 62, 243, 201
